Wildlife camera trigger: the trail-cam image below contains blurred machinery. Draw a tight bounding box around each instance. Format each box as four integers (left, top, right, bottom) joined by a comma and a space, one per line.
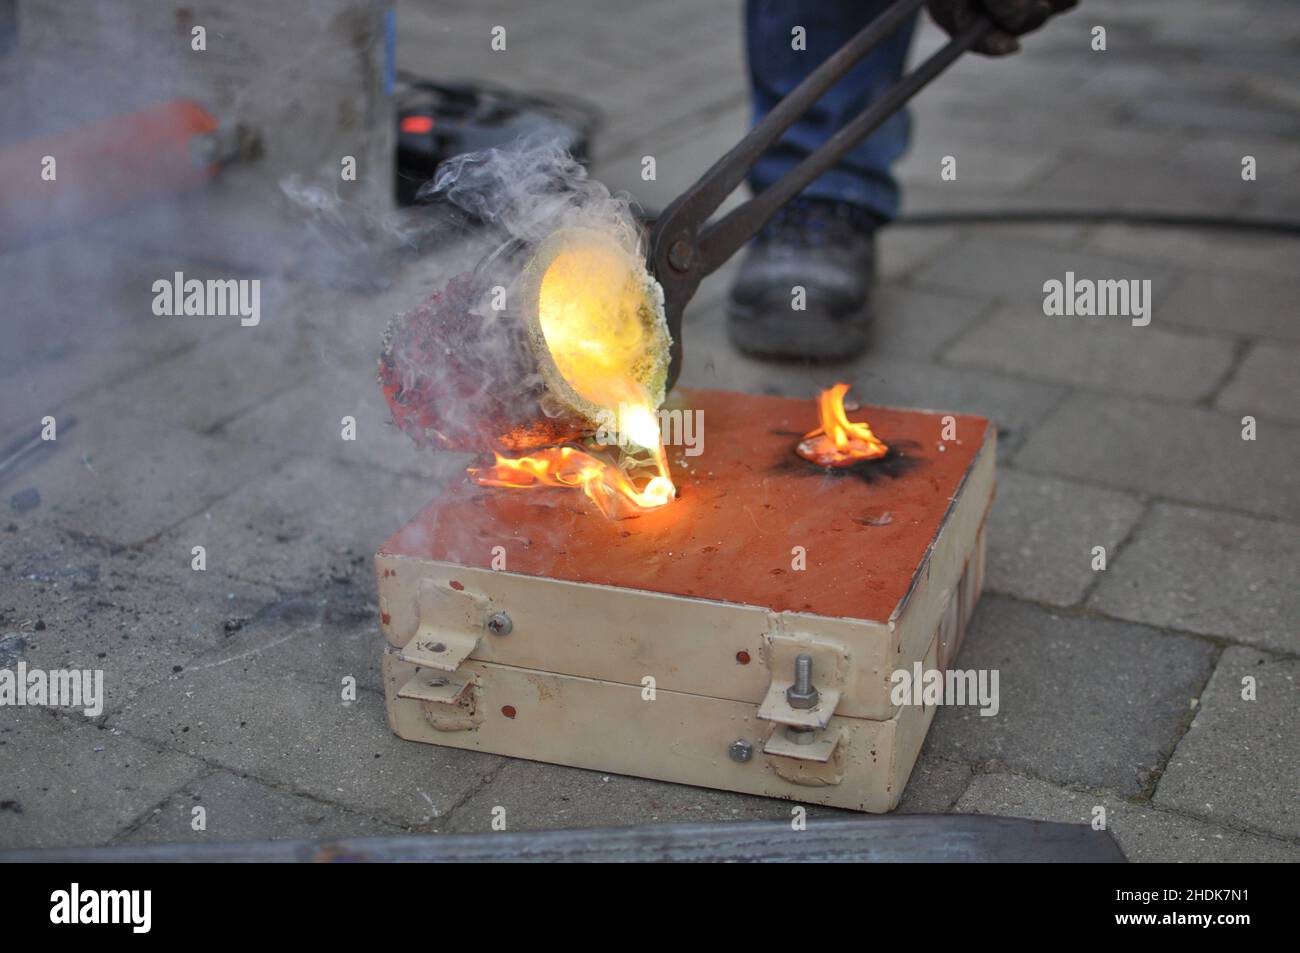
394, 73, 597, 206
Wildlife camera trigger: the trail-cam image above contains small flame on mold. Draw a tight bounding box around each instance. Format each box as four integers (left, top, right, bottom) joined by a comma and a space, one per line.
797, 383, 888, 468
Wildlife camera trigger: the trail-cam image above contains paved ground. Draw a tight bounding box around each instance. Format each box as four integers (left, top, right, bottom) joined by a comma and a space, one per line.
2, 0, 1297, 860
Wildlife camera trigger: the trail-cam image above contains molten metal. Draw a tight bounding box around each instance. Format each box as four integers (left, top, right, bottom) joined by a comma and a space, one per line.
797, 383, 889, 467
467, 230, 678, 520
469, 444, 674, 519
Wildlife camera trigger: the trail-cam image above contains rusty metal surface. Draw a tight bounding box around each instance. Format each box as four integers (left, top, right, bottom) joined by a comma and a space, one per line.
0, 815, 1125, 863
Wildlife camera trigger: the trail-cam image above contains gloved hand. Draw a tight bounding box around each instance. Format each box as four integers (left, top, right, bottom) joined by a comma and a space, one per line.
928, 0, 1078, 55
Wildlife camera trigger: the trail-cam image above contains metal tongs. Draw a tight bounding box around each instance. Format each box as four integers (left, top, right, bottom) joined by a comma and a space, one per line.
649, 0, 992, 387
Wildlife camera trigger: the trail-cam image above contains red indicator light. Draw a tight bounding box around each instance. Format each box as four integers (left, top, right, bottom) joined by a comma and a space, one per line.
401, 115, 435, 134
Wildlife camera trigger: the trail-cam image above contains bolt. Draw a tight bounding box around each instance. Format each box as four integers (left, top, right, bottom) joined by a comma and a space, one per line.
786, 725, 817, 745
728, 739, 753, 763
786, 654, 819, 709
667, 238, 693, 271
487, 612, 513, 636
430, 642, 446, 653
428, 677, 448, 688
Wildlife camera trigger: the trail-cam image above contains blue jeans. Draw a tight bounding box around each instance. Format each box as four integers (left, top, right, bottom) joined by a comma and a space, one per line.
746, 0, 917, 222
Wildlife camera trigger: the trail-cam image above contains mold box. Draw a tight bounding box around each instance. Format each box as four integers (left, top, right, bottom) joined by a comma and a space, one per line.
377, 388, 995, 812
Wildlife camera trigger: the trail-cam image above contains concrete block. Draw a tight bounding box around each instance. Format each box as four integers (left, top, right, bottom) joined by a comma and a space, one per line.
1089, 503, 1300, 653
925, 596, 1216, 796
1017, 393, 1300, 521
1155, 646, 1300, 839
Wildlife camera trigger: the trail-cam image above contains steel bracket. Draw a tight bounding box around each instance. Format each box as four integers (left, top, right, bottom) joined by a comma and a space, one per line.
757, 631, 848, 730
397, 671, 473, 706
763, 725, 845, 764
398, 578, 488, 672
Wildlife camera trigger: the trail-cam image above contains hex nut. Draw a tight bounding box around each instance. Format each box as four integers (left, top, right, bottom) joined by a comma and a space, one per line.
728, 739, 754, 763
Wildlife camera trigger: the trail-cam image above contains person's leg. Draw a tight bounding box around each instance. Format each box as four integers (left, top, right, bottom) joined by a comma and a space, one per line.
727, 0, 918, 361
746, 0, 916, 221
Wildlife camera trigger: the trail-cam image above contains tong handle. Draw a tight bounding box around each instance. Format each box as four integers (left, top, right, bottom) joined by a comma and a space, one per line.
652, 0, 930, 253
696, 15, 992, 270
652, 4, 991, 390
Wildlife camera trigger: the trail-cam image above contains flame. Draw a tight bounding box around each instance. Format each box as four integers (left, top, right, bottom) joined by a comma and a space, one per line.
797, 383, 888, 467
469, 439, 674, 519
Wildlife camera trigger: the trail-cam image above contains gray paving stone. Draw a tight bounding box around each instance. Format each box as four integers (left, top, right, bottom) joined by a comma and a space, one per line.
926, 596, 1217, 796
443, 759, 853, 834
1215, 343, 1300, 423
1084, 224, 1300, 277
877, 226, 962, 281
987, 469, 1145, 607
1132, 97, 1300, 139
100, 331, 314, 435
115, 769, 405, 845
1, 520, 285, 714
1016, 393, 1300, 521
897, 140, 1060, 192
896, 753, 973, 814
1078, 60, 1218, 105
917, 218, 1088, 251
152, 456, 450, 593
0, 236, 218, 376
909, 110, 1176, 164
1159, 271, 1300, 343
2, 338, 196, 442
944, 305, 1236, 401
109, 657, 500, 829
1242, 187, 1300, 223
222, 378, 469, 480
1176, 135, 1300, 179
957, 772, 1300, 863
911, 237, 1178, 306
1022, 156, 1251, 214
1089, 503, 1299, 653
1155, 646, 1300, 839
0, 709, 205, 849
9, 405, 287, 548
238, 614, 388, 697
592, 104, 750, 216
869, 285, 994, 360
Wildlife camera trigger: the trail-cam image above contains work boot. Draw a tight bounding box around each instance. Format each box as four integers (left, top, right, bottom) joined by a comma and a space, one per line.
727, 198, 879, 361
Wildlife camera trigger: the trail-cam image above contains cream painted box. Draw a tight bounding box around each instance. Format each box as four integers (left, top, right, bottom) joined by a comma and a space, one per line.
377, 389, 995, 812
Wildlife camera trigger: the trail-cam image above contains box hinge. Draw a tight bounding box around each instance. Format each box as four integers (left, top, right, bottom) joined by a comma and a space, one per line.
758, 631, 849, 761
398, 578, 488, 672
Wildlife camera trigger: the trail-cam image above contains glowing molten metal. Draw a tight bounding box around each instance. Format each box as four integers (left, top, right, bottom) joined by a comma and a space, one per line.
468, 231, 676, 519
469, 442, 674, 519
798, 383, 889, 467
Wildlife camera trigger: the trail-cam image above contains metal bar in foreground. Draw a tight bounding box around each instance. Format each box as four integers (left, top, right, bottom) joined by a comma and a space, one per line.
0, 815, 1125, 864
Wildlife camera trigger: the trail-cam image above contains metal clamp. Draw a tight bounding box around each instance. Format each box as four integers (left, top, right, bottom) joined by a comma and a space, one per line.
757, 634, 849, 762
